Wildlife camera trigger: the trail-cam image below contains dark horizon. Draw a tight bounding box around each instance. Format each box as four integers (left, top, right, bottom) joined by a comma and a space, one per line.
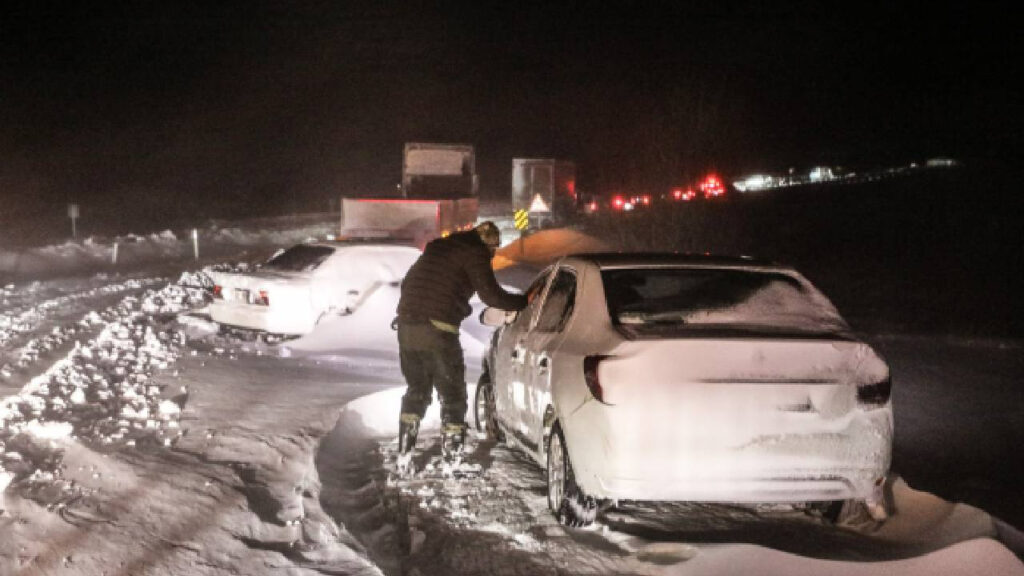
1, 2, 1018, 237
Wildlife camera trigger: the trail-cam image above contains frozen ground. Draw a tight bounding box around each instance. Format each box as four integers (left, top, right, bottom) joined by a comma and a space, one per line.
1, 213, 1022, 575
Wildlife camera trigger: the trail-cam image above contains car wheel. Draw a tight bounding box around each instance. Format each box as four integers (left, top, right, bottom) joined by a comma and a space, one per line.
473, 373, 504, 441
547, 423, 597, 528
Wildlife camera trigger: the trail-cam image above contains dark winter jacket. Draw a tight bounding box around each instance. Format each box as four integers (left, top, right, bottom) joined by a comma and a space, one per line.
397, 230, 527, 327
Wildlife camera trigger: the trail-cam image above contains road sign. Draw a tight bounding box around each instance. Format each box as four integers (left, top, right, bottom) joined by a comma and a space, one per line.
514, 209, 528, 230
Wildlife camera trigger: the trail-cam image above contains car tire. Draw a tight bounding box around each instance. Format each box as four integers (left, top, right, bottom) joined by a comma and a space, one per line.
547, 423, 597, 528
473, 373, 504, 442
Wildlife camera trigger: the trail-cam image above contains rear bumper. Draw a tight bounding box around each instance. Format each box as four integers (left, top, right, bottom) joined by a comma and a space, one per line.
564, 401, 893, 503
210, 302, 315, 335
596, 473, 877, 503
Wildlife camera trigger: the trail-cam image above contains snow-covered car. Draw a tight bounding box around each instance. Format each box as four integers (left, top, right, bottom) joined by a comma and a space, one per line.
476, 253, 893, 527
207, 241, 421, 335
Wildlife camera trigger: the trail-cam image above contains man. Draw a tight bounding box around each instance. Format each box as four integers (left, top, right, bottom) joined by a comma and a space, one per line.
394, 221, 527, 470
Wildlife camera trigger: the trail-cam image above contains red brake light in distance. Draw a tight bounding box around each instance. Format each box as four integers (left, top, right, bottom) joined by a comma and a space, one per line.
700, 174, 726, 198
612, 195, 625, 210
583, 355, 611, 404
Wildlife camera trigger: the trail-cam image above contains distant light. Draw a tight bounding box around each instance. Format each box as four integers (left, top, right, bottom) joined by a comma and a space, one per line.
809, 166, 834, 182
700, 174, 726, 198
734, 174, 770, 192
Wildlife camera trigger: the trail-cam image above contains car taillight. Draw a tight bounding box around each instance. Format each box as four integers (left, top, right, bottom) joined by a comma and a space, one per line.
583, 355, 611, 404
213, 285, 223, 299
857, 378, 891, 409
254, 290, 270, 306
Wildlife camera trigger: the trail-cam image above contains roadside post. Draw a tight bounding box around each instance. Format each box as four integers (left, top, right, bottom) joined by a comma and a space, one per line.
192, 229, 199, 261
112, 242, 119, 265
68, 203, 79, 239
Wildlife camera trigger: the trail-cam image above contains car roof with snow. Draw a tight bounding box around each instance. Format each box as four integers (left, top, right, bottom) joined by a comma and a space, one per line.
565, 252, 786, 270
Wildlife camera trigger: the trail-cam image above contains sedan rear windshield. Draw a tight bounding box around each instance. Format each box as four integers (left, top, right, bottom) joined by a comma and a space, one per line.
602, 268, 848, 334
262, 245, 335, 272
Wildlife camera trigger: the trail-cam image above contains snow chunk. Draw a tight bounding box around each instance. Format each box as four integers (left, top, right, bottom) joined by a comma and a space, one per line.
24, 419, 74, 440
158, 399, 181, 417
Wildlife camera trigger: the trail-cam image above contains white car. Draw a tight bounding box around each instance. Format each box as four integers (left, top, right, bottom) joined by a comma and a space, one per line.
476, 253, 893, 527
208, 241, 421, 335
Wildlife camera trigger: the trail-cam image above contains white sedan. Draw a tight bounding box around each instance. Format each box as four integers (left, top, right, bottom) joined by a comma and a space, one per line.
476, 253, 893, 527
208, 241, 421, 335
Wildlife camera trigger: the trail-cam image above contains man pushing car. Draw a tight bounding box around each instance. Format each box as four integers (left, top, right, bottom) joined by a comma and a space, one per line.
393, 221, 527, 472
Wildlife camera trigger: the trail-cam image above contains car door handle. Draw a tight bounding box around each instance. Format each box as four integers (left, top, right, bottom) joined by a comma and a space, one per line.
536, 354, 550, 372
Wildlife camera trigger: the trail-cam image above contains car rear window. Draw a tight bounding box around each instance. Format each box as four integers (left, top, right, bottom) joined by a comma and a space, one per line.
601, 268, 848, 334
262, 245, 335, 272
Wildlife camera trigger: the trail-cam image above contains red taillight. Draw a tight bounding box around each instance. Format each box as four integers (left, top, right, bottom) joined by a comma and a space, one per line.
254, 290, 270, 306
583, 355, 611, 404
612, 195, 625, 210
213, 285, 223, 299
700, 174, 726, 198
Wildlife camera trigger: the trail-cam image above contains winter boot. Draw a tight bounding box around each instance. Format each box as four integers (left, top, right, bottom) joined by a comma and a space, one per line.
396, 413, 420, 475
440, 421, 468, 469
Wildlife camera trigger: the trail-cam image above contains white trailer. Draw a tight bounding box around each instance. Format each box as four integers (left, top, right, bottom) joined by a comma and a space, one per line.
338, 143, 480, 249
339, 197, 479, 250
402, 142, 478, 198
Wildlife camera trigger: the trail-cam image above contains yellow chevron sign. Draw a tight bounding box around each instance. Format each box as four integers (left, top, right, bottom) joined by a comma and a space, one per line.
514, 209, 529, 230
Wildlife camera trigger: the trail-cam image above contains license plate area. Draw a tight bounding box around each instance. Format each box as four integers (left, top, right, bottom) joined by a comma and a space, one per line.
234, 288, 250, 303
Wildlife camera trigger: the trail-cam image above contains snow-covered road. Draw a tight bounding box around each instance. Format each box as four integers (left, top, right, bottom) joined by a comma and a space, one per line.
1, 215, 1022, 575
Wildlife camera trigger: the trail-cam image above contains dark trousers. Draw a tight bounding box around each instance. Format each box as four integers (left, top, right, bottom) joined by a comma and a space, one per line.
398, 322, 467, 425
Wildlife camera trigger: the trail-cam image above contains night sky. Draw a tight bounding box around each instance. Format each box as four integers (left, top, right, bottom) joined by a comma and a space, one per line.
1, 1, 1018, 235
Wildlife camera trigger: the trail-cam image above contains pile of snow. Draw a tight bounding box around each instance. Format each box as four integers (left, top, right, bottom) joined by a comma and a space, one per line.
1, 278, 166, 376
0, 272, 207, 510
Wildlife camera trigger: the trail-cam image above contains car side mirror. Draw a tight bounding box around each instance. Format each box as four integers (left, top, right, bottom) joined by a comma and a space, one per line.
480, 307, 516, 327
